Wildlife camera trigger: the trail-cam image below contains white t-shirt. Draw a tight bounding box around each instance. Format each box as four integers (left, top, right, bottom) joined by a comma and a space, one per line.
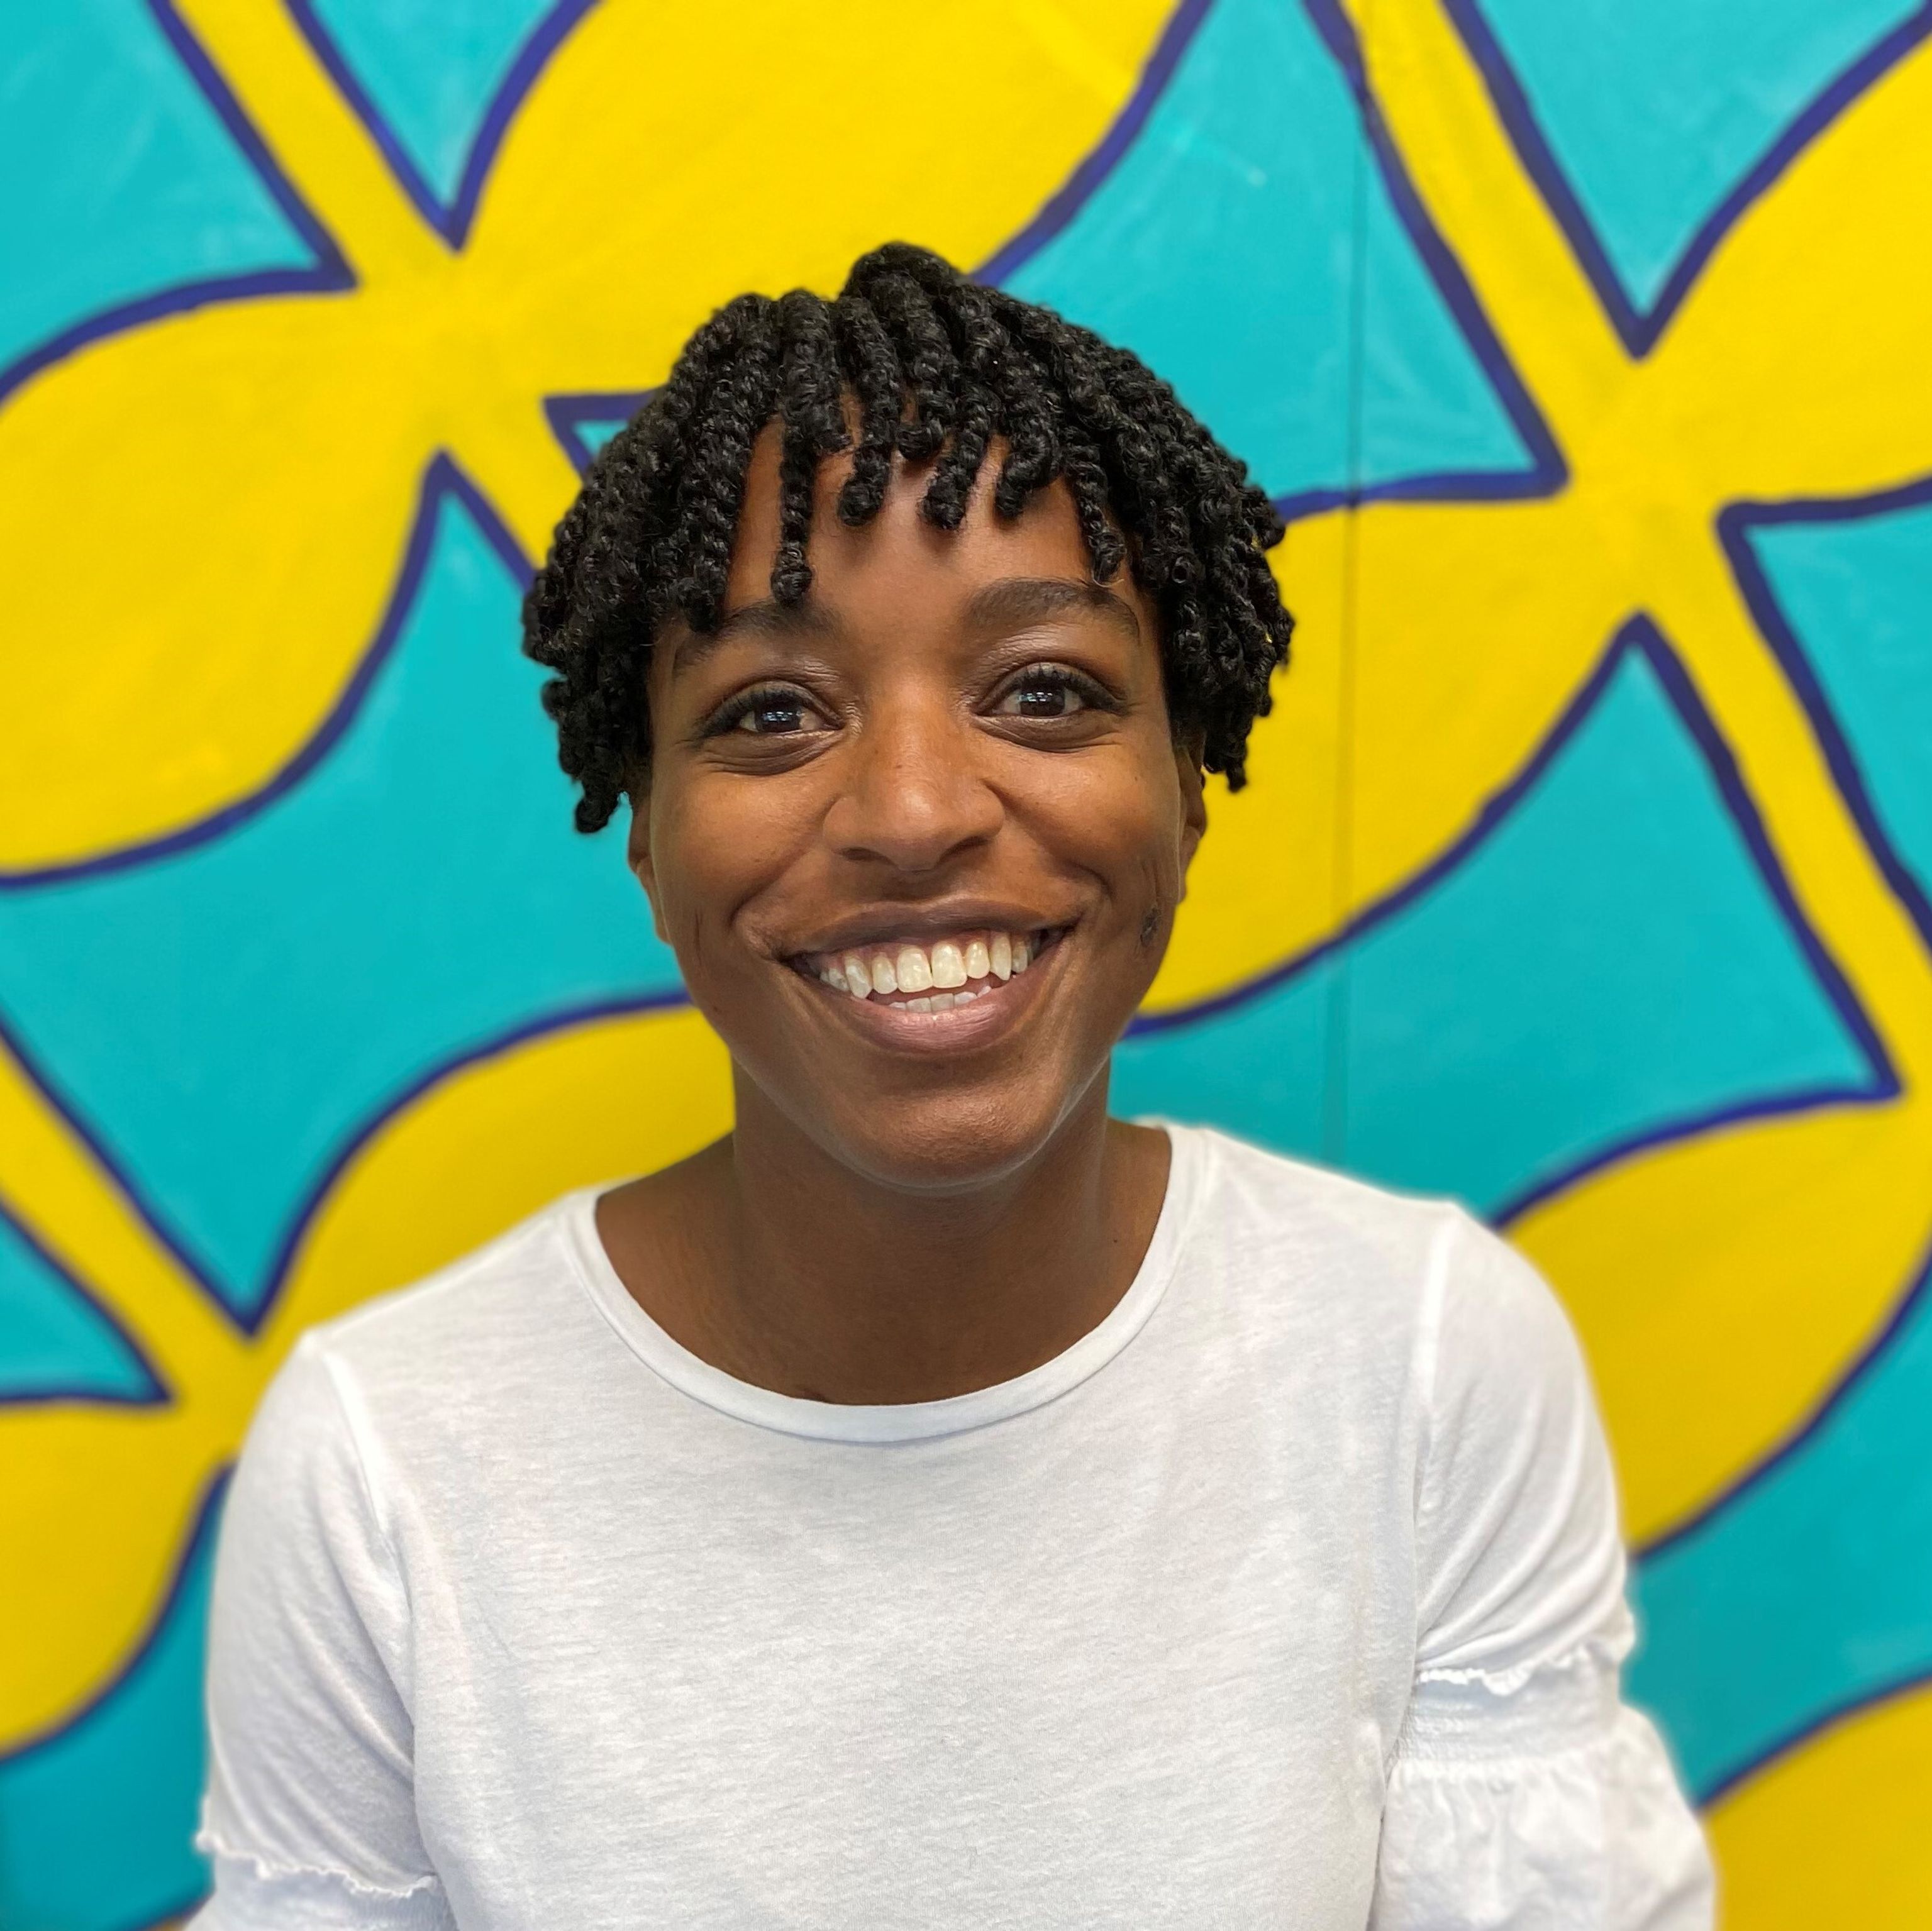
193, 1125, 1712, 1929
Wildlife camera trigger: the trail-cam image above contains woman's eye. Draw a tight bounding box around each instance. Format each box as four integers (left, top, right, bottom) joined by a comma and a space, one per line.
730, 693, 812, 735
996, 676, 1091, 720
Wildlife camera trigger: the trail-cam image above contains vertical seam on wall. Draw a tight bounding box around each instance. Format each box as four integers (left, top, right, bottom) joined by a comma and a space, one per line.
1324, 0, 1375, 1166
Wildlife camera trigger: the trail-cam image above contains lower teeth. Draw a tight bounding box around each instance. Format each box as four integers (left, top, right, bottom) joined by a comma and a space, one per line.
815, 932, 1055, 1003
901, 988, 984, 1012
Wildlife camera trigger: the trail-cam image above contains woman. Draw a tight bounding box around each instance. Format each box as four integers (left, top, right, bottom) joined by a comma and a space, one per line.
194, 244, 1712, 1927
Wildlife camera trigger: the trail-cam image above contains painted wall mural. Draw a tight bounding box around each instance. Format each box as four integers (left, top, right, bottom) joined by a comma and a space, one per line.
3, 1, 1929, 1923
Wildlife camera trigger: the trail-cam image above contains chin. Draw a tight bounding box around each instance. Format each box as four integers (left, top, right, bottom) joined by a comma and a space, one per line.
804, 1076, 1097, 1197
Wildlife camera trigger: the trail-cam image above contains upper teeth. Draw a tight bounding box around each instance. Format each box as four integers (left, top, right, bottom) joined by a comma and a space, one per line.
811, 929, 1040, 1005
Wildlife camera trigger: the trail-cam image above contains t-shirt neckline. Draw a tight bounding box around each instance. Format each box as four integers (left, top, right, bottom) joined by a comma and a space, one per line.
560, 1122, 1204, 1444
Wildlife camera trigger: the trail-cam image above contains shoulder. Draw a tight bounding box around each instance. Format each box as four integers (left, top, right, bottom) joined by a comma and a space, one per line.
1167, 1125, 1579, 1393
1172, 1122, 1462, 1318
241, 1192, 618, 1504
1164, 1139, 1625, 1674
300, 1191, 605, 1398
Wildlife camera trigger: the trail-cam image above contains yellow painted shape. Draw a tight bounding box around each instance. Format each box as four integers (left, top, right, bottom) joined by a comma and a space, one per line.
460, 0, 1177, 404
0, 0, 1175, 870
1341, 494, 1621, 927
1707, 1683, 1932, 1928
0, 301, 441, 870
172, 0, 449, 291
1153, 532, 1343, 1007
1653, 534, 1932, 1100
270, 1004, 734, 1331
1157, 494, 1619, 1012
1658, 37, 1932, 499
1514, 1100, 1932, 1544
0, 1409, 235, 1750
0, 1002, 731, 1749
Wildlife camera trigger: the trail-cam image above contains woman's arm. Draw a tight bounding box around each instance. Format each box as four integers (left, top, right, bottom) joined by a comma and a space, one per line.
1372, 1211, 1714, 1930
191, 1337, 451, 1928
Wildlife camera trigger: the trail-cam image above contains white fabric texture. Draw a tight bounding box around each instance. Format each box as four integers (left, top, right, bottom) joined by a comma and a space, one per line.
192, 1125, 1712, 1929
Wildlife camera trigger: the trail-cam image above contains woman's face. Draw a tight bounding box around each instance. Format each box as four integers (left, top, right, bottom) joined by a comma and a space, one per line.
634, 428, 1206, 1192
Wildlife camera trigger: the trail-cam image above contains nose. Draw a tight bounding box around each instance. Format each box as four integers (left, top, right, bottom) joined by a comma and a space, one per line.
822, 690, 1003, 874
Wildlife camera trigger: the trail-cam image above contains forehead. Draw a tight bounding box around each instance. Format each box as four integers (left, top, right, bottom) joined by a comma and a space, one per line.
724, 420, 1127, 624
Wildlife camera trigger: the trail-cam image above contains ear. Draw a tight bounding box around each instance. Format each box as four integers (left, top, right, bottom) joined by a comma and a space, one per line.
625, 785, 670, 944
1174, 731, 1208, 890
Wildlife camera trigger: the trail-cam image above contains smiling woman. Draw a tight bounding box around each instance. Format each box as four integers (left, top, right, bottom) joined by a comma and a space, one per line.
189, 245, 1711, 1929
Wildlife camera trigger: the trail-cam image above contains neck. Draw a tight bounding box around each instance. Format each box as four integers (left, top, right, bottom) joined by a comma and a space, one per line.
599, 1070, 1170, 1405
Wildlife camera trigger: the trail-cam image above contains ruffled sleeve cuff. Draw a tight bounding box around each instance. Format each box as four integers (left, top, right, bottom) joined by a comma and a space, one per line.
1372, 1651, 1714, 1930
187, 1839, 455, 1930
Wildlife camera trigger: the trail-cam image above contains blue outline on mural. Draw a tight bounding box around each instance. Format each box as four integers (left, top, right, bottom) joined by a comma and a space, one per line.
544, 389, 655, 474
1723, 473, 1932, 954
0, 455, 694, 1344
1701, 1641, 1932, 1808
1621, 470, 1932, 1571
1289, 0, 1564, 518
0, 1197, 166, 1410
1128, 615, 1897, 1217
1640, 1231, 1932, 1801
0, 455, 530, 891
984, 0, 1568, 523
0, 0, 353, 409
0, 1002, 223, 1356
282, 0, 604, 248
0, 1471, 226, 1767
1443, 0, 1932, 357
979, 0, 1218, 284
257, 983, 691, 1320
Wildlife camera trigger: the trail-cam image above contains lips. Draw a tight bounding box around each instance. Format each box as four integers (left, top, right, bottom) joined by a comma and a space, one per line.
780, 920, 1070, 1053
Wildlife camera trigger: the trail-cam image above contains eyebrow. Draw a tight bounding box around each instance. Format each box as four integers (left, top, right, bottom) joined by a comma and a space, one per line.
669, 597, 838, 675
963, 576, 1142, 642
667, 573, 1140, 677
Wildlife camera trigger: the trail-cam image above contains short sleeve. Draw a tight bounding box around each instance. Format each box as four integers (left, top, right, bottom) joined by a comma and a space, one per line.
1370, 1211, 1713, 1929
189, 1337, 453, 1928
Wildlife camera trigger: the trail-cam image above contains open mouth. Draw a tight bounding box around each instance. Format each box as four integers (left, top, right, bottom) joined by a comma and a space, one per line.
789, 926, 1069, 1014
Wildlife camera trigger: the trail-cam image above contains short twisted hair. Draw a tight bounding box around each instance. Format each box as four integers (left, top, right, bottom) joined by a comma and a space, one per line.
524, 243, 1292, 832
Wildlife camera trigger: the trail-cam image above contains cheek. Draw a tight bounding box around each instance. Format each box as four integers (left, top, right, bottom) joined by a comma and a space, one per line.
647, 776, 818, 960
1035, 753, 1186, 913
647, 785, 749, 941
